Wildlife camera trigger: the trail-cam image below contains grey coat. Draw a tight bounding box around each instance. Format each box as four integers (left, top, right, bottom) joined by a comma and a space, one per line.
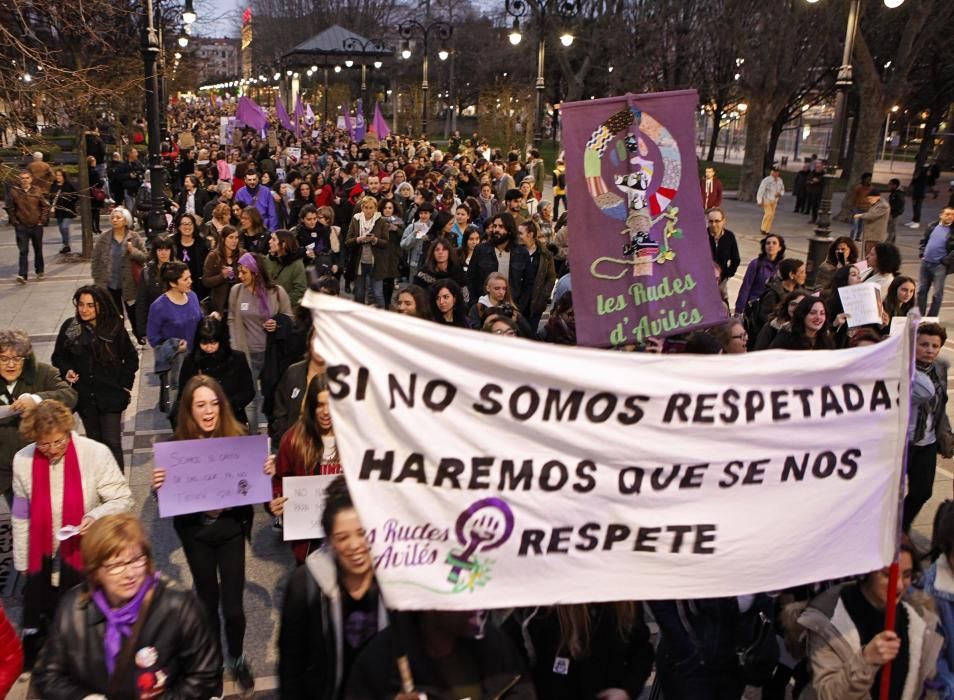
91, 228, 148, 302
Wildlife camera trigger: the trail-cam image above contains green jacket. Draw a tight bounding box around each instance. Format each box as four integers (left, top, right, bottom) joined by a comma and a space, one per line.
0, 356, 77, 493
263, 252, 308, 311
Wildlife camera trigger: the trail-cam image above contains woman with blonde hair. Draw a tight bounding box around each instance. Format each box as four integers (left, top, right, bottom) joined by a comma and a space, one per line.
345, 195, 389, 307
203, 201, 233, 248
33, 513, 220, 698
13, 400, 132, 665
151, 375, 270, 695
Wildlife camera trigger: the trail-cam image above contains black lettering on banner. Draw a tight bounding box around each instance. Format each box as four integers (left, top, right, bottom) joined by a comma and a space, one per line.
548, 526, 573, 553
394, 453, 427, 484
355, 366, 369, 401
574, 461, 597, 493
680, 464, 708, 489
389, 373, 416, 409
781, 453, 808, 482
617, 395, 649, 425
792, 388, 814, 417
812, 451, 837, 478
543, 389, 584, 421
871, 380, 892, 411
770, 390, 790, 421
743, 459, 770, 485
434, 458, 465, 488
422, 379, 457, 412
500, 460, 534, 490
663, 394, 691, 423
719, 389, 740, 423
820, 386, 843, 417
667, 524, 693, 552
633, 526, 661, 552
745, 391, 765, 422
651, 466, 680, 490
839, 449, 861, 479
693, 524, 717, 554
326, 365, 351, 399
360, 449, 394, 480
585, 393, 617, 422
469, 457, 494, 489
473, 383, 503, 415
576, 523, 600, 551
540, 461, 569, 491
693, 393, 717, 424
843, 383, 864, 411
519, 529, 545, 555
510, 386, 540, 421
619, 467, 643, 495
719, 461, 743, 488
603, 524, 631, 549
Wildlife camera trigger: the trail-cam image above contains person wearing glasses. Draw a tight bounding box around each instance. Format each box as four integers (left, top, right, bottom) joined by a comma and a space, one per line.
33, 513, 221, 698
0, 329, 77, 510
706, 207, 740, 307
11, 399, 132, 666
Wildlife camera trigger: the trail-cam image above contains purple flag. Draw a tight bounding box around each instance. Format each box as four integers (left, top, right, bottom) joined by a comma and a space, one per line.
294, 97, 305, 137
342, 105, 353, 137
276, 95, 296, 132
560, 90, 726, 347
371, 101, 391, 139
305, 103, 316, 126
354, 99, 366, 142
235, 96, 267, 131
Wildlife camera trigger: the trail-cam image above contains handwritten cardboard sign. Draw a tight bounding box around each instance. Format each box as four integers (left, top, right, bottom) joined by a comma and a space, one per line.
154, 435, 271, 518
282, 474, 338, 540
838, 284, 882, 328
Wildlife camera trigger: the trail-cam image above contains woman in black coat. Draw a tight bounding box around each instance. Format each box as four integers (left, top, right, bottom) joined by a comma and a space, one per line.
50, 169, 78, 254
174, 316, 254, 427
51, 285, 138, 471
135, 236, 177, 343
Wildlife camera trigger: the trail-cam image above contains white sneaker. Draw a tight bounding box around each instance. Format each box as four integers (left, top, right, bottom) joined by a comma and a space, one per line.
906, 222, 921, 228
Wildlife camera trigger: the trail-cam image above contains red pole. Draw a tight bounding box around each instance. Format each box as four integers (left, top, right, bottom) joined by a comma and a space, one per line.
879, 561, 900, 700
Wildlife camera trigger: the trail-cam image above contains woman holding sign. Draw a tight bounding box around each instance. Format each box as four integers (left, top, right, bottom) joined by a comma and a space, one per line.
12, 400, 132, 666
151, 375, 262, 696
270, 378, 339, 564
32, 513, 221, 698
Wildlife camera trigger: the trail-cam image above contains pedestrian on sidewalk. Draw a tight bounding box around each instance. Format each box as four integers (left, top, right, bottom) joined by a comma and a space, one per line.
856, 188, 890, 253
847, 172, 873, 242
706, 207, 740, 306
756, 167, 785, 235
4, 169, 50, 285
908, 166, 929, 228
805, 160, 826, 223
50, 169, 78, 255
91, 207, 148, 339
792, 162, 810, 214
887, 178, 905, 244
916, 207, 954, 316
700, 166, 723, 211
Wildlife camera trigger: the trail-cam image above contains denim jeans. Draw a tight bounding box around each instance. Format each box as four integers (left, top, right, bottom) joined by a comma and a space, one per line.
353, 262, 384, 307
850, 209, 864, 241
917, 260, 948, 316
15, 225, 44, 278
247, 351, 266, 434
57, 217, 72, 247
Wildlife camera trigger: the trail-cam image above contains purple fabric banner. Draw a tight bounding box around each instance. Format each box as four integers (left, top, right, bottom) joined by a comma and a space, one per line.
354, 99, 366, 142
342, 105, 353, 138
235, 96, 267, 131
372, 101, 390, 139
294, 96, 305, 137
276, 95, 296, 132
561, 90, 726, 348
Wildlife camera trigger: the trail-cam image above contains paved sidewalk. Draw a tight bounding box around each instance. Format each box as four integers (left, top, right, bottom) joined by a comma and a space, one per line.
1, 189, 953, 696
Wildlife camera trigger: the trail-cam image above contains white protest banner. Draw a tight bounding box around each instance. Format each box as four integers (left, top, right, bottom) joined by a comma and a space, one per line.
283, 474, 338, 540
891, 316, 938, 335
838, 284, 883, 327
154, 435, 271, 517
305, 292, 913, 610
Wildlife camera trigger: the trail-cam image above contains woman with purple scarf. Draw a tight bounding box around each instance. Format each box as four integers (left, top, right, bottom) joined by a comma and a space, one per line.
228, 252, 293, 434
33, 513, 220, 699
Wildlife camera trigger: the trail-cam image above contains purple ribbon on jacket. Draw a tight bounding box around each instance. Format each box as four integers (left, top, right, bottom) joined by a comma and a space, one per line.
238, 252, 272, 319
92, 573, 156, 676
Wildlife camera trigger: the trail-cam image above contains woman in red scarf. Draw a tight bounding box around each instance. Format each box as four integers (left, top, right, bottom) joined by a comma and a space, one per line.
12, 400, 133, 666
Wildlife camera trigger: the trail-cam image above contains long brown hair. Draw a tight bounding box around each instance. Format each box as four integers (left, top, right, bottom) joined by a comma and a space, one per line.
556, 602, 637, 658
175, 375, 246, 440
286, 376, 330, 470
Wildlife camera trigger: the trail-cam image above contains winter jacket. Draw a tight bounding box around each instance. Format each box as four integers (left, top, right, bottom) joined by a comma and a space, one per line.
5, 182, 50, 227
235, 184, 279, 231
920, 221, 954, 273
279, 548, 389, 700
51, 318, 138, 414
176, 349, 254, 424
889, 188, 906, 218
33, 577, 222, 700
172, 233, 210, 300
344, 213, 390, 280
860, 198, 891, 246
709, 229, 741, 282
50, 180, 79, 220
0, 356, 77, 495
135, 262, 168, 340
264, 251, 308, 310
467, 241, 533, 312
795, 584, 943, 700
735, 257, 780, 314
91, 229, 148, 303
201, 249, 242, 316
0, 604, 21, 697
12, 433, 133, 572
526, 246, 557, 319
345, 613, 535, 700
268, 360, 309, 445
922, 555, 954, 696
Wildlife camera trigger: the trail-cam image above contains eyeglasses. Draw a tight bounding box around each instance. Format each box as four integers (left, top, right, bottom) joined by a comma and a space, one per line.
708, 218, 724, 223
37, 437, 69, 451
101, 554, 148, 576
0, 355, 25, 367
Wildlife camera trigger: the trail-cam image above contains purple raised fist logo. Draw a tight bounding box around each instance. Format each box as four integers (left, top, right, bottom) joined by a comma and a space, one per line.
445, 498, 514, 586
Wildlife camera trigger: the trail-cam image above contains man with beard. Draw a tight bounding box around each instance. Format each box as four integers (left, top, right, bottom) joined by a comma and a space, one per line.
467, 212, 531, 312
235, 169, 279, 231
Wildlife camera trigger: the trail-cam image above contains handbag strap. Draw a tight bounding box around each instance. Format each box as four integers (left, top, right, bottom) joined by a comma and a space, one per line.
105, 587, 155, 698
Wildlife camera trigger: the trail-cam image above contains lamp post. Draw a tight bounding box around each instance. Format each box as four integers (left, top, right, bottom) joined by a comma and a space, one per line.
398, 19, 452, 137
803, 0, 903, 285
505, 0, 580, 147
342, 36, 387, 121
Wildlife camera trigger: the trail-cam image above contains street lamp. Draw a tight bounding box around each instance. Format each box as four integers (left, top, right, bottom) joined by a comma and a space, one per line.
181, 0, 196, 24
438, 48, 449, 61
398, 19, 454, 137
505, 0, 582, 146
342, 36, 388, 121
177, 32, 188, 48
509, 19, 523, 45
